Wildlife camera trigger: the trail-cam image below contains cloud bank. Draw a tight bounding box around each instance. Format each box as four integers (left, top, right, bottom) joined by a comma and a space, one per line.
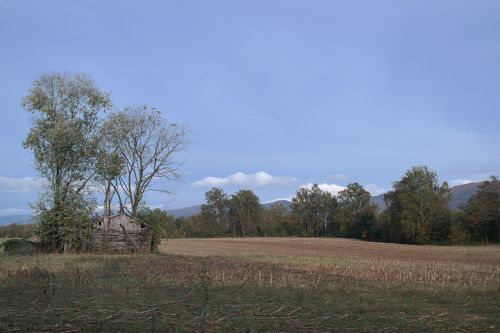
193, 171, 298, 188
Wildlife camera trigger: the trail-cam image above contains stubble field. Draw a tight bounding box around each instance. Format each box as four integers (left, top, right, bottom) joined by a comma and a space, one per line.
0, 237, 499, 332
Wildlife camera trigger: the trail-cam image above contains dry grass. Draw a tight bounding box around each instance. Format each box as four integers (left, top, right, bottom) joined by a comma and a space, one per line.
1, 238, 499, 332
161, 237, 500, 286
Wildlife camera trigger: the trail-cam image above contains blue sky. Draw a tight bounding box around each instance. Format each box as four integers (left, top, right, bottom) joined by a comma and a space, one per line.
1, 0, 499, 216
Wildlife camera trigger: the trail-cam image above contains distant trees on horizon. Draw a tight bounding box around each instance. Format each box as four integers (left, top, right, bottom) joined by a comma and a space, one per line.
138, 167, 499, 245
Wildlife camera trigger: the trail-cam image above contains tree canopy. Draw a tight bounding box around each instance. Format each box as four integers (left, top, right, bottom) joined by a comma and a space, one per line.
383, 166, 451, 244
23, 72, 111, 250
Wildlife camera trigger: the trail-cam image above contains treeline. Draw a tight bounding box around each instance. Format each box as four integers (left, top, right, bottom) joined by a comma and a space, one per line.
0, 223, 35, 239
141, 166, 500, 245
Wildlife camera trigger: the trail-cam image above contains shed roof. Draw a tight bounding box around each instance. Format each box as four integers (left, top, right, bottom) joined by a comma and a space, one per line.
96, 212, 151, 228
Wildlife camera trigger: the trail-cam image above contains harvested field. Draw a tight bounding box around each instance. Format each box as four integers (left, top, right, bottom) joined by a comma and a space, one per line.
161, 237, 500, 285
1, 238, 499, 332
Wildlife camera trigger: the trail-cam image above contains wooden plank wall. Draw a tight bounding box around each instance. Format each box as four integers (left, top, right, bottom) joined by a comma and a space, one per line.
90, 230, 151, 253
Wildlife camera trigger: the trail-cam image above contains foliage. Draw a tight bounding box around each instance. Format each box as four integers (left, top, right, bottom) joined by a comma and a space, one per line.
199, 187, 229, 236
2, 239, 32, 255
138, 208, 178, 252
228, 190, 261, 237
382, 166, 451, 244
291, 184, 336, 236
260, 203, 294, 236
22, 72, 110, 251
95, 136, 125, 222
462, 175, 500, 242
33, 191, 95, 252
335, 183, 377, 239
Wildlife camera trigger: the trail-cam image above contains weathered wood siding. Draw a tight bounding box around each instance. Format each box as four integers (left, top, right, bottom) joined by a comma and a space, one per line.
95, 214, 146, 233
90, 230, 151, 253
91, 213, 151, 253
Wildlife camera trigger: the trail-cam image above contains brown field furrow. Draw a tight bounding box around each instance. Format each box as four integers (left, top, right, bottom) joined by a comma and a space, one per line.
160, 237, 500, 285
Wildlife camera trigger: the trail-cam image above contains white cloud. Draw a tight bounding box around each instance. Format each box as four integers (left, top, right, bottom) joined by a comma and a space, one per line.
364, 184, 388, 196
300, 183, 346, 196
193, 171, 297, 188
0, 176, 43, 193
0, 207, 32, 217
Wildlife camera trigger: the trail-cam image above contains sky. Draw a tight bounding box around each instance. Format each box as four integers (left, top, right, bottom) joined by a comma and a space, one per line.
0, 0, 499, 216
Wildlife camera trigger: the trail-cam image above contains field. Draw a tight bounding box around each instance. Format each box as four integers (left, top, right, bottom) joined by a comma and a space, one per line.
1, 238, 499, 332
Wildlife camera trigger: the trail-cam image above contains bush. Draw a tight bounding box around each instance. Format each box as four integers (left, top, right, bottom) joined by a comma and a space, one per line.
2, 239, 32, 255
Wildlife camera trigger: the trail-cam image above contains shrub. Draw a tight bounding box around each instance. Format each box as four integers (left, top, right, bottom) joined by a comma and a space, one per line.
2, 239, 32, 255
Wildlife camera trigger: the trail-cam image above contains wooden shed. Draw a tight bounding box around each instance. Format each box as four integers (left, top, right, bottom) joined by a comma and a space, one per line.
91, 212, 152, 253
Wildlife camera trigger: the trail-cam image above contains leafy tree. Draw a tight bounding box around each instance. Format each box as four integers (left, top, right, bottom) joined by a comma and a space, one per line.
291, 184, 336, 236
383, 166, 451, 244
463, 176, 500, 242
200, 187, 229, 236
105, 106, 188, 216
228, 190, 261, 237
450, 211, 472, 244
335, 183, 376, 239
177, 215, 215, 238
22, 72, 111, 251
138, 208, 177, 251
261, 203, 291, 236
96, 128, 125, 220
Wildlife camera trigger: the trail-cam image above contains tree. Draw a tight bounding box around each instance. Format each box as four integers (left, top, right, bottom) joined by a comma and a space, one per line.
335, 183, 376, 239
105, 106, 188, 216
228, 190, 261, 237
22, 72, 111, 251
291, 184, 336, 236
138, 208, 178, 251
463, 176, 500, 242
96, 132, 125, 248
261, 203, 291, 236
383, 166, 451, 244
200, 187, 229, 236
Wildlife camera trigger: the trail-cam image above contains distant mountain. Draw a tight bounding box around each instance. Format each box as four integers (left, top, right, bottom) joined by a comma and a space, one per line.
370, 181, 482, 212
370, 194, 386, 211
167, 205, 202, 218
167, 199, 292, 218
448, 182, 481, 210
0, 215, 33, 226
262, 199, 292, 210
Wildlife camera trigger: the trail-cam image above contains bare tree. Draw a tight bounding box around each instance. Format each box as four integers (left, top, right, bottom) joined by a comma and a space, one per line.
105, 106, 188, 216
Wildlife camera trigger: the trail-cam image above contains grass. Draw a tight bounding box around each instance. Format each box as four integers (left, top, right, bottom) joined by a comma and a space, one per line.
0, 238, 499, 332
